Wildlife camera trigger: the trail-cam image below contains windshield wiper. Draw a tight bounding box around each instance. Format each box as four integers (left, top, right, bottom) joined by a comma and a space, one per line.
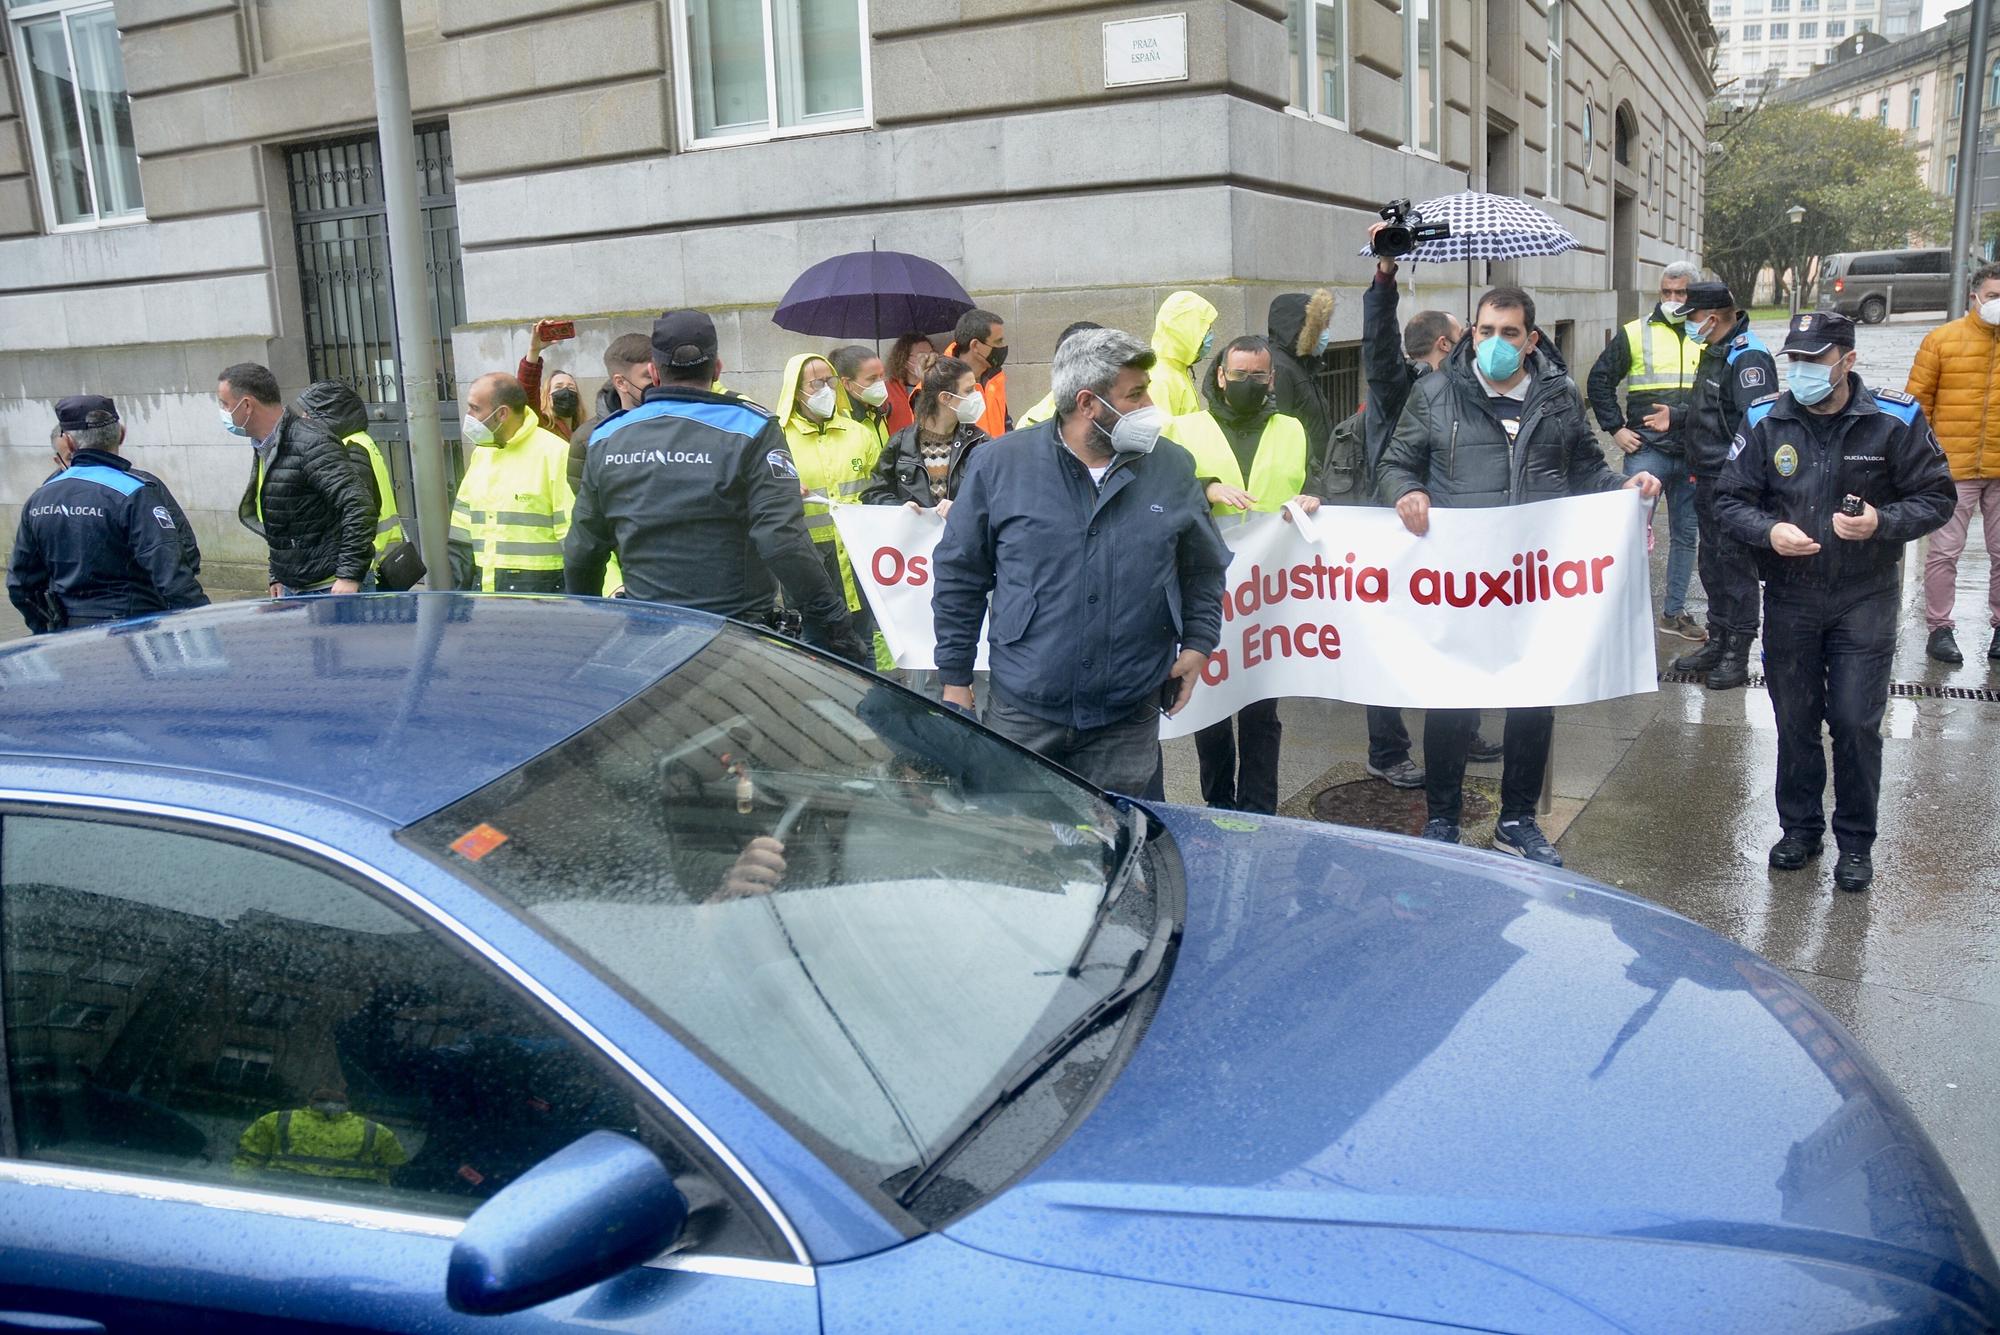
894, 863, 1176, 1209
1059, 802, 1149, 979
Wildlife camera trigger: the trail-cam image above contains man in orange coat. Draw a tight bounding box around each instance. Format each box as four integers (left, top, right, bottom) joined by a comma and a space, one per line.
1906, 261, 2000, 665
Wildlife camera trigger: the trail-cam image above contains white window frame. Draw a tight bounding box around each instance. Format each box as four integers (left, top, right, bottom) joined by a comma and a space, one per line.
668, 0, 875, 151
1402, 0, 1440, 161
4, 0, 147, 233
1285, 0, 1349, 129
1545, 0, 1564, 200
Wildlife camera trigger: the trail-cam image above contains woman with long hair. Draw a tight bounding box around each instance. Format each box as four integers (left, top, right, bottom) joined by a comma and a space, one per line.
883, 333, 938, 435
863, 356, 988, 517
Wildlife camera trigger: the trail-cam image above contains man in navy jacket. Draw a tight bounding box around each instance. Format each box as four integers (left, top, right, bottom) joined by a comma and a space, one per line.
933, 328, 1229, 795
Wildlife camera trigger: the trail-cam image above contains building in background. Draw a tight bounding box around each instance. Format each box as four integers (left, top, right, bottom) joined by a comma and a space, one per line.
1773, 4, 2000, 201
1, 1, 1714, 584
1711, 0, 1902, 105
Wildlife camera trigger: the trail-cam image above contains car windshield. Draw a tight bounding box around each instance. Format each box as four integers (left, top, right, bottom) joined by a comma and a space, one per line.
401, 623, 1161, 1212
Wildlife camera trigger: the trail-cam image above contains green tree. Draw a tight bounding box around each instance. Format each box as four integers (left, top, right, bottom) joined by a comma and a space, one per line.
1703, 104, 1949, 306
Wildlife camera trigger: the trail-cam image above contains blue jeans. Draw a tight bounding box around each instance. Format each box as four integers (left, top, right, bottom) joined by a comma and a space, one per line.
1625, 447, 1696, 617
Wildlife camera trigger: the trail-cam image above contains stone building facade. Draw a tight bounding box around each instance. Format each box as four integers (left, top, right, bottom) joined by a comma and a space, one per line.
1, 0, 1713, 582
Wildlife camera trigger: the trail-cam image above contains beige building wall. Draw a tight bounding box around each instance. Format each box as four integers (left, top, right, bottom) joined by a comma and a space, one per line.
1, 1, 1713, 582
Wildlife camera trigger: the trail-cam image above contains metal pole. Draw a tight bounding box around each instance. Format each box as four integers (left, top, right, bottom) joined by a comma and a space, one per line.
1951, 0, 1994, 317
367, 0, 452, 588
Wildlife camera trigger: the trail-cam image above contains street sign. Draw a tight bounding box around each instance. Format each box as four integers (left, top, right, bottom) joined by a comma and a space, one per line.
1103, 14, 1189, 88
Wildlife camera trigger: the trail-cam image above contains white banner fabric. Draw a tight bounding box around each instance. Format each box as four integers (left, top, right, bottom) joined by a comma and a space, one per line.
828, 492, 1657, 739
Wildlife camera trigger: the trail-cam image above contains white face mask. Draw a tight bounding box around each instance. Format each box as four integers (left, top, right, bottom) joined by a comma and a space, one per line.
462, 410, 498, 447
1091, 397, 1167, 455
948, 389, 985, 425
1978, 297, 2000, 327
804, 384, 837, 419
854, 380, 889, 407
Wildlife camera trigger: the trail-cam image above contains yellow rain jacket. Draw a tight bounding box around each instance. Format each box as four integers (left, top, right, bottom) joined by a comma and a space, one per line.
234, 1107, 408, 1184
1017, 392, 1056, 428
451, 407, 574, 591
1149, 291, 1220, 419
780, 353, 883, 612
1166, 410, 1309, 515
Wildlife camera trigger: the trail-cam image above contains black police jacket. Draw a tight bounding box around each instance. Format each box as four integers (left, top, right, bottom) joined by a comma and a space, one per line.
1715, 377, 1956, 591
563, 385, 864, 662
1673, 315, 1778, 479
7, 448, 208, 632
1378, 338, 1623, 509
236, 409, 376, 588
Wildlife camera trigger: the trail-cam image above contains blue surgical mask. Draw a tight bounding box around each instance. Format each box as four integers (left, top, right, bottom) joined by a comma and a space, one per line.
1198, 332, 1215, 363
220, 402, 250, 438
1475, 335, 1524, 382
1788, 358, 1839, 405
1685, 324, 1708, 347
1314, 328, 1335, 355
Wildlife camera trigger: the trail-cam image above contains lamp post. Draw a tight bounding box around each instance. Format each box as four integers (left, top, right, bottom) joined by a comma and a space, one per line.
1786, 204, 1807, 318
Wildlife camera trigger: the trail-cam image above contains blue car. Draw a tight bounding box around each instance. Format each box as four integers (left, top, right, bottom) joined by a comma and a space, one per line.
0, 594, 1991, 1333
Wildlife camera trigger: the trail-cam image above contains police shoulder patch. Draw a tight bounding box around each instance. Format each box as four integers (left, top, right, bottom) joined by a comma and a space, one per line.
1731, 333, 1750, 349
767, 448, 799, 480
151, 505, 175, 530
1738, 365, 1767, 388
1727, 431, 1748, 460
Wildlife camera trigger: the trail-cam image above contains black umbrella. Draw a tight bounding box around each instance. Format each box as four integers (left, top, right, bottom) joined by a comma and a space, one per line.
773, 246, 975, 340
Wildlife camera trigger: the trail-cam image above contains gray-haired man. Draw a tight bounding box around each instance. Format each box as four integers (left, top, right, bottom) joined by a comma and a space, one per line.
1587, 260, 1707, 639
932, 329, 1230, 795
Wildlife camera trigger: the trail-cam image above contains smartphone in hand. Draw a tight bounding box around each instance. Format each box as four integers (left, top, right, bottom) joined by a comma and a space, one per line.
535, 319, 576, 343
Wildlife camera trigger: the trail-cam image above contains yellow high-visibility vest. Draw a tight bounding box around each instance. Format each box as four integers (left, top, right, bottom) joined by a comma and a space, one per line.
1166, 410, 1309, 514
450, 408, 574, 591
344, 429, 403, 555
1623, 317, 1703, 396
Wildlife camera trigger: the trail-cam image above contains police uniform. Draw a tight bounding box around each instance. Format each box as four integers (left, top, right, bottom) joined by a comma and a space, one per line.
7, 396, 207, 633
1672, 283, 1778, 688
1715, 313, 1956, 891
563, 309, 867, 664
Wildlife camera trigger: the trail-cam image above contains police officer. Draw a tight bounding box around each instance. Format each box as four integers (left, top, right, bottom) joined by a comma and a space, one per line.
563, 309, 868, 665
1668, 281, 1778, 690
1716, 312, 1956, 893
8, 396, 207, 633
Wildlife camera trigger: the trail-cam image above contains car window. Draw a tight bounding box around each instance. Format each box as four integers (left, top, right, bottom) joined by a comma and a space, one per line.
401, 625, 1159, 1217
1847, 255, 1891, 277
0, 812, 779, 1258
1909, 251, 1948, 274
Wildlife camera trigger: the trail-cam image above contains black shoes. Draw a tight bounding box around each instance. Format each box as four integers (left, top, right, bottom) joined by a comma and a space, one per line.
1706, 633, 1754, 691
1366, 757, 1426, 789
1420, 819, 1461, 844
1927, 626, 1963, 664
1768, 832, 1824, 871
1834, 851, 1874, 893
1671, 634, 1726, 674
1492, 817, 1564, 866
1467, 734, 1504, 763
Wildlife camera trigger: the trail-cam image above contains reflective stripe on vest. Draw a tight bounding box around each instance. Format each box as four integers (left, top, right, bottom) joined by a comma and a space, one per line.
1166, 410, 1310, 514
271, 1109, 382, 1177
346, 430, 403, 555
1625, 318, 1703, 395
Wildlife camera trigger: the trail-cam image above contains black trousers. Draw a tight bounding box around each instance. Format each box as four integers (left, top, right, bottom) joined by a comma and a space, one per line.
1423, 706, 1553, 825
1763, 581, 1898, 853
1365, 706, 1413, 768
1194, 698, 1283, 814
1694, 475, 1761, 636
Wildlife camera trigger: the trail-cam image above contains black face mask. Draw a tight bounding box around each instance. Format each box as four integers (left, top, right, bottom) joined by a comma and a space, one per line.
982, 343, 1009, 371
1222, 379, 1268, 414
550, 388, 580, 417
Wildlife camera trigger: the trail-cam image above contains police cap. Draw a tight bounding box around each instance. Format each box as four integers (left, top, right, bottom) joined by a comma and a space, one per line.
55, 394, 119, 431
652, 309, 720, 369
1781, 311, 1856, 357
1683, 281, 1734, 313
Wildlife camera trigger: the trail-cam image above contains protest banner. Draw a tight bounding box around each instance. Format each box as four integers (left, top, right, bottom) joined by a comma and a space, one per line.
828, 491, 1656, 739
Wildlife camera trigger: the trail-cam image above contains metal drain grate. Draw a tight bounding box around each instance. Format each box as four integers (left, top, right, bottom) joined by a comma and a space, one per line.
1656, 669, 2000, 703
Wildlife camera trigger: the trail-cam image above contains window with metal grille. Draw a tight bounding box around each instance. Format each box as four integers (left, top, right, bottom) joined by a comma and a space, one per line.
283, 126, 465, 447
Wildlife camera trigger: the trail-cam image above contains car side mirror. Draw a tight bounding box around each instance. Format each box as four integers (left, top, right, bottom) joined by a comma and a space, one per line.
446, 1131, 689, 1316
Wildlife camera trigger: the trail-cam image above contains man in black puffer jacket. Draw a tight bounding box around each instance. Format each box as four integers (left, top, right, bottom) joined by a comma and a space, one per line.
219, 362, 374, 596
1379, 287, 1662, 866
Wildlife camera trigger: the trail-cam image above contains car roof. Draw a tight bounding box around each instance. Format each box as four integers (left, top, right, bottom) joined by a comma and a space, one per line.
0, 594, 719, 824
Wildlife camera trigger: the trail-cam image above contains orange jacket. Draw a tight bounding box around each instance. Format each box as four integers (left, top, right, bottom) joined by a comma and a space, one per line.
1907, 313, 2000, 480
944, 342, 1009, 438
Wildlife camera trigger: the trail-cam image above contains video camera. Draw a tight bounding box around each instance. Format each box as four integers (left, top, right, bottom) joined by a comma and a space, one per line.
1371, 199, 1452, 259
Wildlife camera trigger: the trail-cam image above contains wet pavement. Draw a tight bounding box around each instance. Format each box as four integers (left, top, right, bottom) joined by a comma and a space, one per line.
5, 309, 1996, 1239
